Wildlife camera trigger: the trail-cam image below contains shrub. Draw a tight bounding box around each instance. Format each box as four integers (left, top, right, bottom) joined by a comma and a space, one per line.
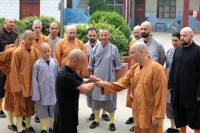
88, 11, 131, 43
20, 16, 59, 36
75, 22, 128, 56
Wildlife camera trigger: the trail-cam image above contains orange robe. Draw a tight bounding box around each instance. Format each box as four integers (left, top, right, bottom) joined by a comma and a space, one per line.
102, 59, 167, 133
9, 45, 39, 117
32, 33, 51, 57
0, 47, 17, 112
54, 38, 88, 77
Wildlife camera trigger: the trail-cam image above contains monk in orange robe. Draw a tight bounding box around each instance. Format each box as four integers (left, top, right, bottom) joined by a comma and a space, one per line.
32, 19, 51, 57
9, 30, 39, 133
95, 42, 167, 133
0, 34, 24, 131
54, 24, 88, 77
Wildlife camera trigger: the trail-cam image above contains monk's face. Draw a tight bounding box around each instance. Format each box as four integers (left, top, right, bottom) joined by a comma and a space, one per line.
32, 23, 43, 36
99, 29, 110, 46
180, 29, 193, 46
4, 18, 15, 31
130, 46, 141, 63
49, 23, 59, 37
87, 30, 98, 44
41, 46, 51, 61
140, 24, 151, 38
67, 28, 76, 40
24, 33, 34, 48
171, 36, 180, 48
133, 28, 141, 40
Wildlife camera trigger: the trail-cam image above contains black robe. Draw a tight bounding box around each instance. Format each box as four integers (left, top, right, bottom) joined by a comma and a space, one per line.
168, 41, 200, 108
53, 65, 83, 133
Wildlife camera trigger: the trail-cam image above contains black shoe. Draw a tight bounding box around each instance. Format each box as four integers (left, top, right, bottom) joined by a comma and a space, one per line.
18, 130, 26, 133
164, 128, 174, 133
129, 126, 134, 132
22, 121, 26, 127
41, 130, 47, 133
89, 113, 95, 121
126, 117, 134, 124
173, 129, 180, 133
35, 115, 40, 123
109, 123, 116, 131
8, 124, 17, 131
0, 110, 6, 118
102, 114, 110, 121
26, 126, 36, 133
89, 121, 99, 129
49, 128, 53, 133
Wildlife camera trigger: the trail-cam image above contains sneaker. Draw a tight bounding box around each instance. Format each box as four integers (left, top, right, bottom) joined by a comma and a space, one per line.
102, 114, 110, 121
0, 110, 6, 118
126, 117, 134, 124
89, 121, 99, 129
18, 130, 26, 133
109, 123, 116, 131
41, 130, 47, 133
8, 124, 17, 131
49, 128, 53, 133
35, 115, 40, 123
26, 126, 36, 133
129, 126, 134, 132
89, 113, 95, 121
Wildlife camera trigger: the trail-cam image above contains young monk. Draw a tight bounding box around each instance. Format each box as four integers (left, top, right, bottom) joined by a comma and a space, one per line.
32, 42, 58, 133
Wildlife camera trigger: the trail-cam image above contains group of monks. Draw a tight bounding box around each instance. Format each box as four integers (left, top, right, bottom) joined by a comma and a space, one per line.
0, 15, 200, 133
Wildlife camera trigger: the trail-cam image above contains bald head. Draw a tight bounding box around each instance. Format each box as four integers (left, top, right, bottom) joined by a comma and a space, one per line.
24, 30, 34, 37
40, 42, 50, 50
180, 27, 194, 46
40, 43, 51, 60
4, 16, 15, 31
181, 27, 193, 36
133, 25, 141, 40
141, 21, 152, 29
131, 42, 148, 54
33, 19, 42, 26
23, 30, 34, 48
140, 21, 152, 39
69, 49, 85, 61
66, 24, 77, 40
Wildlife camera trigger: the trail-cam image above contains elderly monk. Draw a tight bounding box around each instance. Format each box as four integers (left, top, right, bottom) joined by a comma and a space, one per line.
54, 24, 88, 77
32, 19, 51, 57
94, 42, 167, 133
0, 34, 24, 132
9, 30, 39, 133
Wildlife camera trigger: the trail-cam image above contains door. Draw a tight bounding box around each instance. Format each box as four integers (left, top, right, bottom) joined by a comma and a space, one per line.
134, 0, 145, 26
20, 0, 40, 19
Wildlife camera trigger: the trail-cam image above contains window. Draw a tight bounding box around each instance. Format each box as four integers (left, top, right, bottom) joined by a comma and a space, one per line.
20, 0, 40, 3
157, 0, 176, 18
105, 0, 124, 16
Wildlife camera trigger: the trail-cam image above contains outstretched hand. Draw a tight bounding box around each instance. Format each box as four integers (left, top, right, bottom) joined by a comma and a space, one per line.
89, 75, 107, 87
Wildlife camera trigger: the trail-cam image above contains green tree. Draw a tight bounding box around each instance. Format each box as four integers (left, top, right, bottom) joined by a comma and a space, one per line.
89, 0, 109, 15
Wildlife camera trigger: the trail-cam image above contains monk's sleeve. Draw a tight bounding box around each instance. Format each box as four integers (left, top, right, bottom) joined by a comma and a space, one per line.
0, 50, 12, 75
54, 41, 62, 67
158, 44, 166, 66
102, 67, 133, 95
32, 62, 40, 101
152, 66, 167, 119
80, 42, 89, 77
9, 51, 22, 93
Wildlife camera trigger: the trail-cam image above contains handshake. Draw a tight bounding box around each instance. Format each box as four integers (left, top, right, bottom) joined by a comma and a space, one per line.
84, 75, 108, 87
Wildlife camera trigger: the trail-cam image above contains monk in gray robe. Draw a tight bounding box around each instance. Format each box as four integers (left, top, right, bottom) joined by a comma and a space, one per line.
88, 28, 121, 131
32, 43, 58, 133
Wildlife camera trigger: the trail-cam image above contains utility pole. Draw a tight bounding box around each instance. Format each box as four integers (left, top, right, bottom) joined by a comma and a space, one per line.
60, 0, 64, 38
183, 0, 189, 27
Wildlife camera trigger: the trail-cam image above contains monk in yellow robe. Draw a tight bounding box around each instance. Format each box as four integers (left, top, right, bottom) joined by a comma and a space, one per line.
0, 34, 24, 131
54, 24, 88, 77
32, 19, 51, 57
95, 42, 167, 133
9, 30, 39, 133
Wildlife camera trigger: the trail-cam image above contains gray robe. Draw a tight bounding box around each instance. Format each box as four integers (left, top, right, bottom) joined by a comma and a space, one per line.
48, 35, 60, 57
32, 57, 58, 105
88, 42, 121, 101
138, 37, 165, 65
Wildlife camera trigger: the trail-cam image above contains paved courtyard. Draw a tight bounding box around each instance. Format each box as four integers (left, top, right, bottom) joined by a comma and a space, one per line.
1, 31, 200, 133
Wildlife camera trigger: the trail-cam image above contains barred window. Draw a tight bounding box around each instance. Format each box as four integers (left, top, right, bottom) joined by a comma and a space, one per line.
157, 0, 176, 18
105, 0, 124, 16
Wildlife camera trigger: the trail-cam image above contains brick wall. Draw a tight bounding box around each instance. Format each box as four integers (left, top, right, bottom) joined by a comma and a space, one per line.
40, 0, 60, 21
0, 0, 19, 19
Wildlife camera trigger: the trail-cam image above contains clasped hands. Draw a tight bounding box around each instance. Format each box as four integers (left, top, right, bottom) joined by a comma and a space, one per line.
89, 75, 107, 87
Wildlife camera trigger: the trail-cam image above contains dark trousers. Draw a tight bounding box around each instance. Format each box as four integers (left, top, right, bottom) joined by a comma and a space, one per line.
0, 77, 6, 98
53, 121, 77, 133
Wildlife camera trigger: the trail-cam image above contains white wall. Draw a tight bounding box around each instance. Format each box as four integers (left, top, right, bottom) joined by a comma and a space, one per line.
40, 0, 61, 21
0, 0, 20, 20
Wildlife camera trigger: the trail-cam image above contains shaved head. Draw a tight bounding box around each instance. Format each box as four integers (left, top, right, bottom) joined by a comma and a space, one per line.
69, 49, 85, 61
33, 19, 42, 26
66, 24, 77, 32
180, 27, 194, 46
40, 42, 50, 50
50, 22, 59, 27
140, 21, 152, 38
133, 25, 141, 40
133, 25, 141, 31
66, 24, 77, 40
181, 27, 193, 36
23, 30, 34, 48
24, 30, 34, 37
4, 16, 15, 31
131, 42, 148, 54
141, 21, 152, 29
4, 16, 14, 23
